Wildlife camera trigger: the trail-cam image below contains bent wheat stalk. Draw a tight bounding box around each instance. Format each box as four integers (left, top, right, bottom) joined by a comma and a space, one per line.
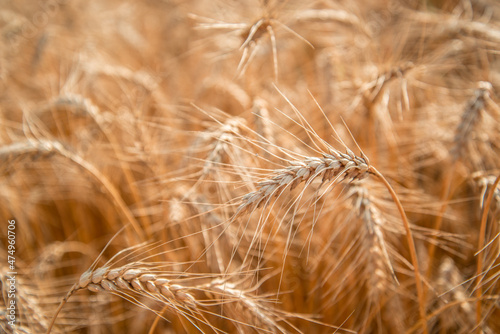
235, 147, 428, 334
369, 167, 428, 334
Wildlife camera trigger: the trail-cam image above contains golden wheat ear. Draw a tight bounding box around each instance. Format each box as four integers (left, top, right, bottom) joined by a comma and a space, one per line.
235, 148, 370, 216
235, 86, 429, 331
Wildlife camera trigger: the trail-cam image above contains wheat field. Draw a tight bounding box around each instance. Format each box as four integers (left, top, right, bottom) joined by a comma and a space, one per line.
1, 0, 500, 333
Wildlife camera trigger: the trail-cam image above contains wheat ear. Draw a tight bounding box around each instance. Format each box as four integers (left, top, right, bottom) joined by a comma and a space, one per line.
236, 148, 370, 215
451, 82, 492, 160
48, 264, 293, 334
205, 279, 286, 333
425, 83, 493, 298
46, 264, 200, 334
433, 257, 478, 332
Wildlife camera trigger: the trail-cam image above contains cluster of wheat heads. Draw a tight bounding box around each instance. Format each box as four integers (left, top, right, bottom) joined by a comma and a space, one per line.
1, 0, 500, 333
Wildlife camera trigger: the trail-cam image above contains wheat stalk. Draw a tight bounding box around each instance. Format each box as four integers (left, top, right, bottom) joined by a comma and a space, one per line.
407, 9, 500, 44
475, 174, 500, 330
235, 141, 428, 333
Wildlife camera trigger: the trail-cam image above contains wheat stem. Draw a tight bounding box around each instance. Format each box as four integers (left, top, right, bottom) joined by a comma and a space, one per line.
46, 284, 77, 334
475, 174, 500, 333
424, 161, 456, 289
369, 166, 428, 334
